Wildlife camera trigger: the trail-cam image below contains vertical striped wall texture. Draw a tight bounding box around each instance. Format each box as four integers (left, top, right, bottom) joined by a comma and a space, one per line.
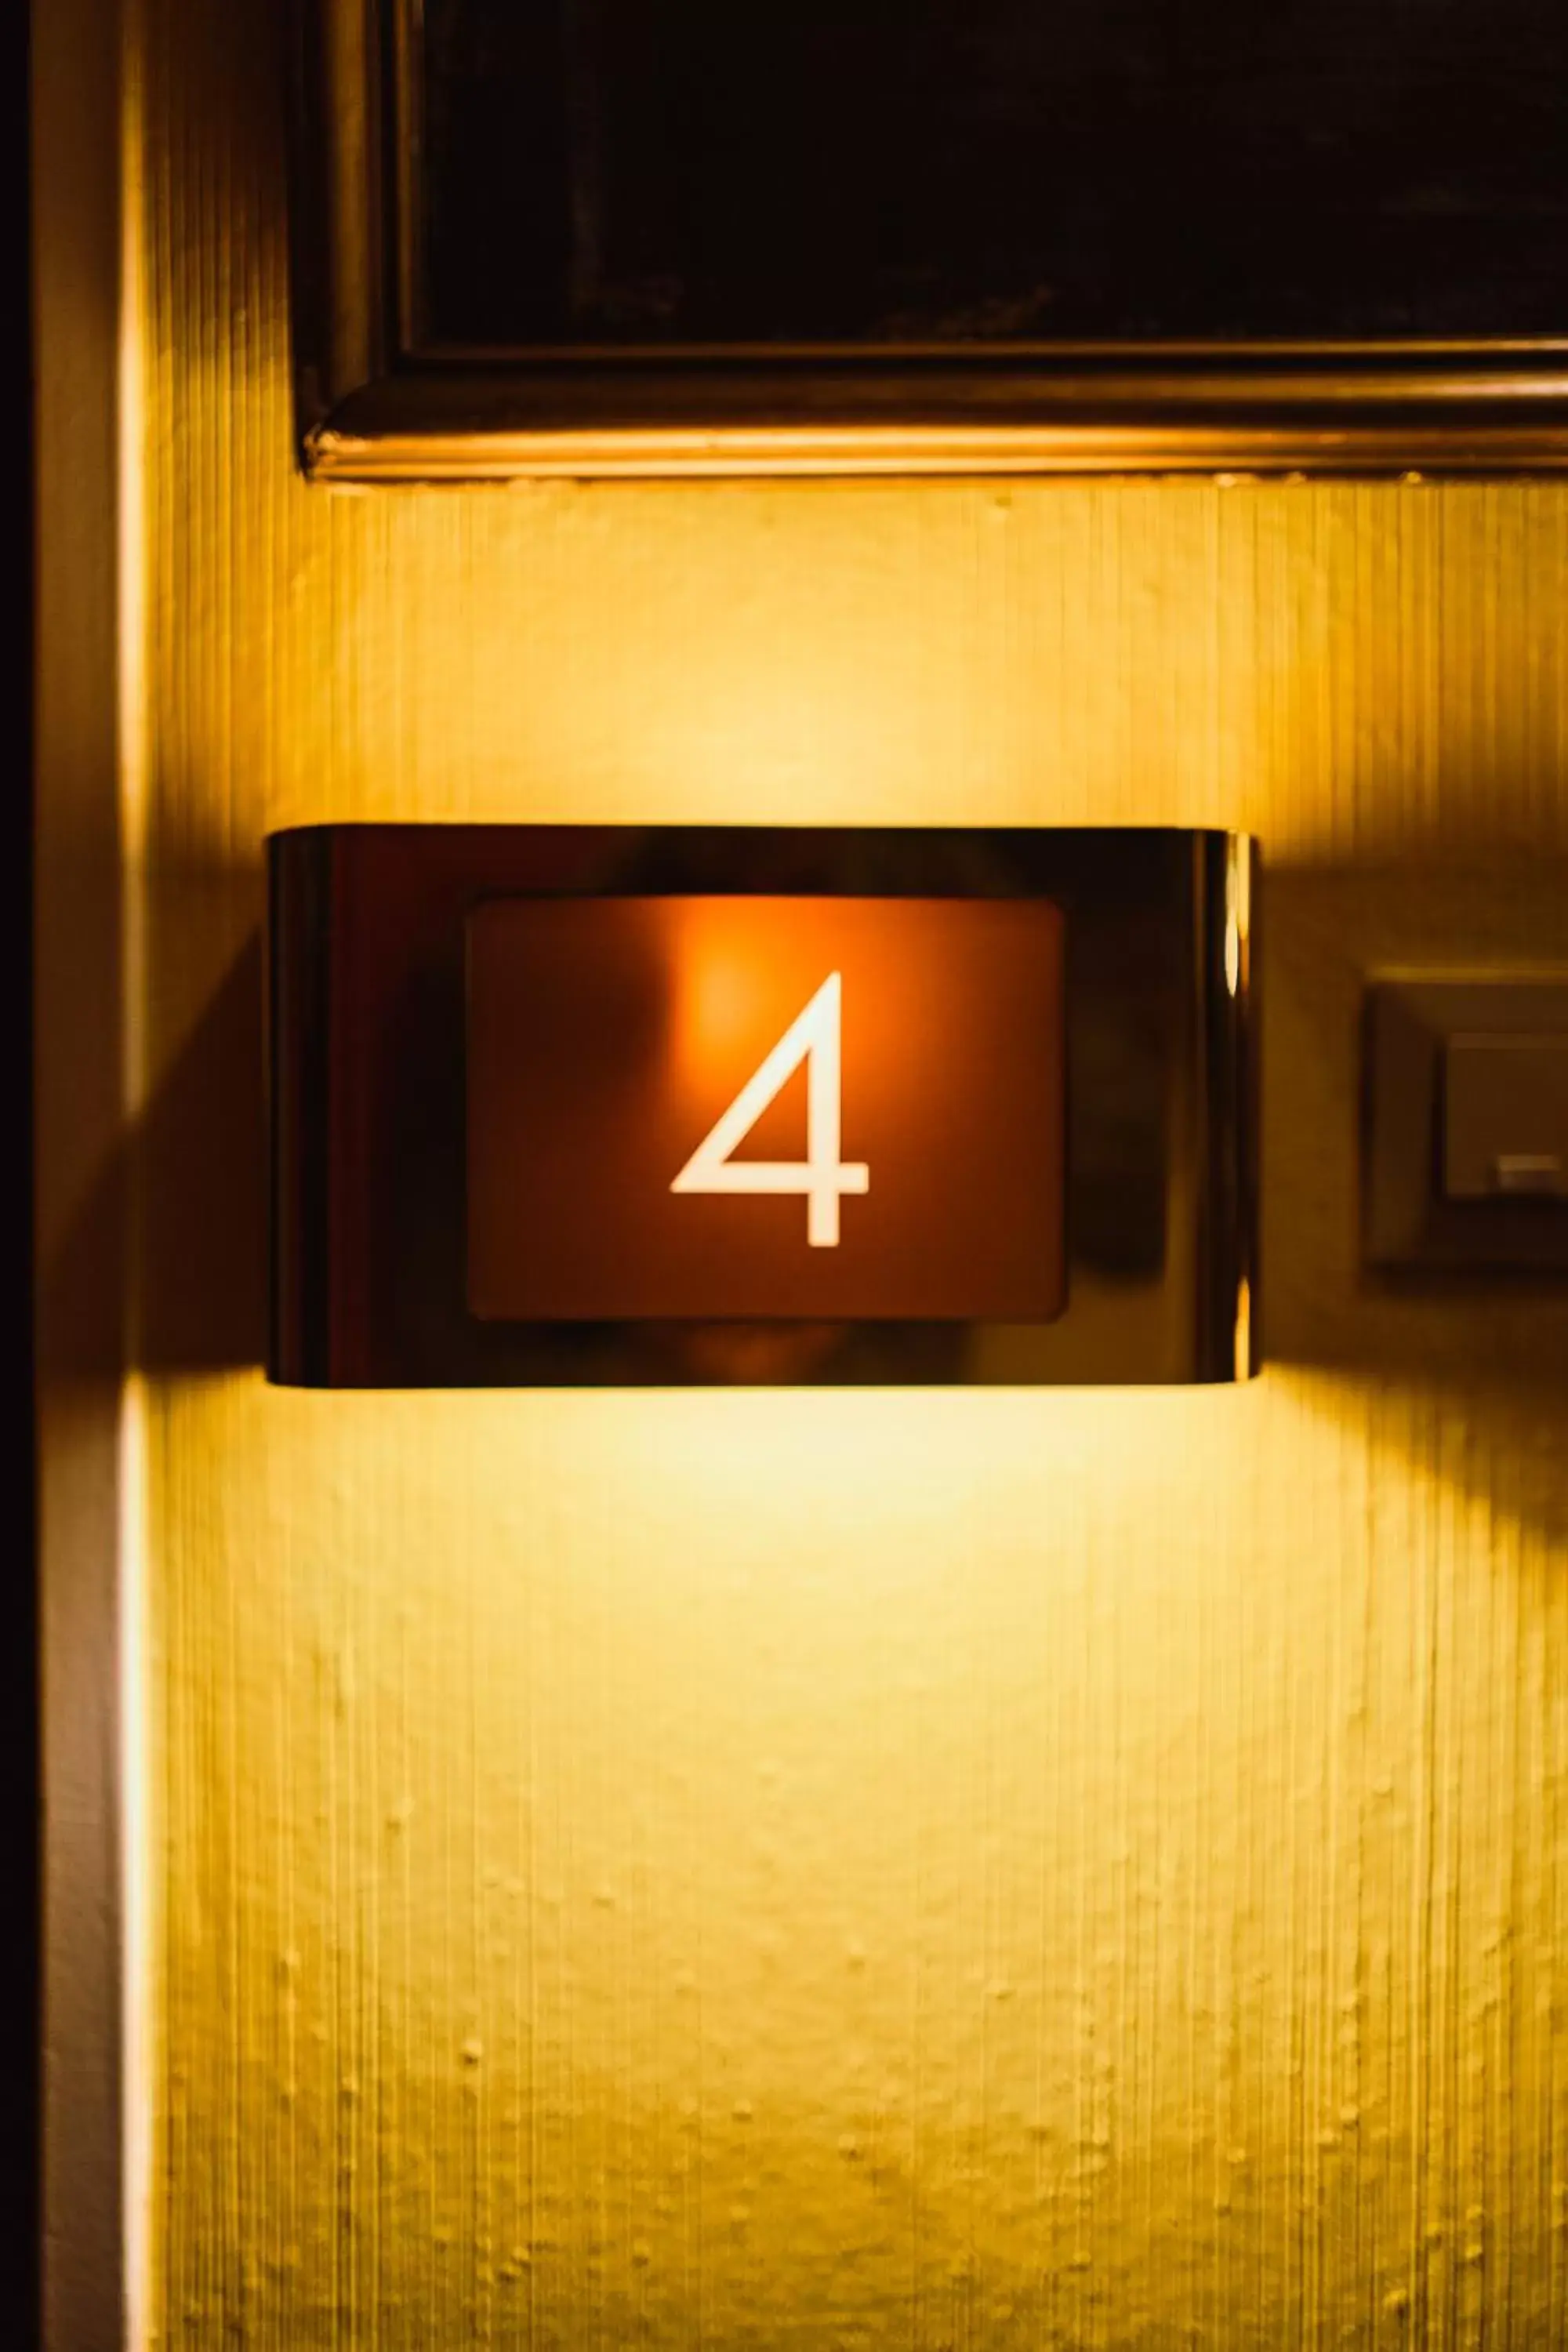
135, 2, 1568, 2344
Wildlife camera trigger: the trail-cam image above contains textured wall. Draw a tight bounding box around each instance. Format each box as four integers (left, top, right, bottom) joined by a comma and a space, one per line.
133, 1, 1568, 2345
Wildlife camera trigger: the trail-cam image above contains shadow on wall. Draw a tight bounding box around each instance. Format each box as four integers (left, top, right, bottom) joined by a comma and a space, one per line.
42, 880, 267, 1383
40, 850, 1568, 1530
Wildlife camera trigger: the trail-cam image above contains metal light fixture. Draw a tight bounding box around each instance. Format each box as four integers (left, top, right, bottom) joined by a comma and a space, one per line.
270, 826, 1258, 1385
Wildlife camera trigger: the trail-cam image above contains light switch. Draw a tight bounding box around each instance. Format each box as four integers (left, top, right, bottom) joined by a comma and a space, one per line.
1443, 1034, 1568, 1200
1364, 975, 1568, 1272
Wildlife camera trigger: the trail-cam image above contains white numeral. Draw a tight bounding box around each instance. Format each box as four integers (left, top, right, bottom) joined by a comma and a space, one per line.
670, 971, 869, 1247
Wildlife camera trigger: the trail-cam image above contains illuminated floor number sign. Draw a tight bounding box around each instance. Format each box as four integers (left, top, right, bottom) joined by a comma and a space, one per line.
671, 972, 869, 1247
267, 826, 1258, 1386
466, 895, 1066, 1324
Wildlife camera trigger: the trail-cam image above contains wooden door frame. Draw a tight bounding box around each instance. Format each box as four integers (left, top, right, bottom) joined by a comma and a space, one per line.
34, 0, 140, 2341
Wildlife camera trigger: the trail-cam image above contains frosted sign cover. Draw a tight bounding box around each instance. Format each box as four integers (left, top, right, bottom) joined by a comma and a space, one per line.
466, 896, 1065, 1323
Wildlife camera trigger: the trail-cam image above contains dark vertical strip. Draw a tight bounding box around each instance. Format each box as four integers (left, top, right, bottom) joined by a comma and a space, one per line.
561, 0, 604, 324
20, 0, 42, 2336
268, 830, 336, 1384
1194, 831, 1258, 1381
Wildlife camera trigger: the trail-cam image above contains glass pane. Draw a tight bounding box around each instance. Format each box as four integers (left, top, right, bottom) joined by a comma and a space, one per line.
419, 0, 1568, 346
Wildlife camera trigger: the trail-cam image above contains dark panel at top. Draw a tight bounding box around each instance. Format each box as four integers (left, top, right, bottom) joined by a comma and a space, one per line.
419, 0, 1568, 347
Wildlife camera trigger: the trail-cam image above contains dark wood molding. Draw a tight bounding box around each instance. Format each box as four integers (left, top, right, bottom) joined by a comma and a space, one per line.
296, 0, 1568, 481
33, 0, 134, 2341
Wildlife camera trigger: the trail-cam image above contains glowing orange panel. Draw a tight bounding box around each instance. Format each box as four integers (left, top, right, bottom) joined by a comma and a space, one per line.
466, 897, 1065, 1322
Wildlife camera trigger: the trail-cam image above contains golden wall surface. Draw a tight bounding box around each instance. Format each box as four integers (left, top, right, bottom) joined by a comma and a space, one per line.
132, 2, 1568, 2343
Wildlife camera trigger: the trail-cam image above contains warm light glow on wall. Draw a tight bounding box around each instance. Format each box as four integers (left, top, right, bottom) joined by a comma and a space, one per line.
148, 1369, 1568, 2342
131, 1, 1568, 2339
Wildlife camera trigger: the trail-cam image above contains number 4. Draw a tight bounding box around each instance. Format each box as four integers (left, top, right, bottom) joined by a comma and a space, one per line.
670, 972, 869, 1247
